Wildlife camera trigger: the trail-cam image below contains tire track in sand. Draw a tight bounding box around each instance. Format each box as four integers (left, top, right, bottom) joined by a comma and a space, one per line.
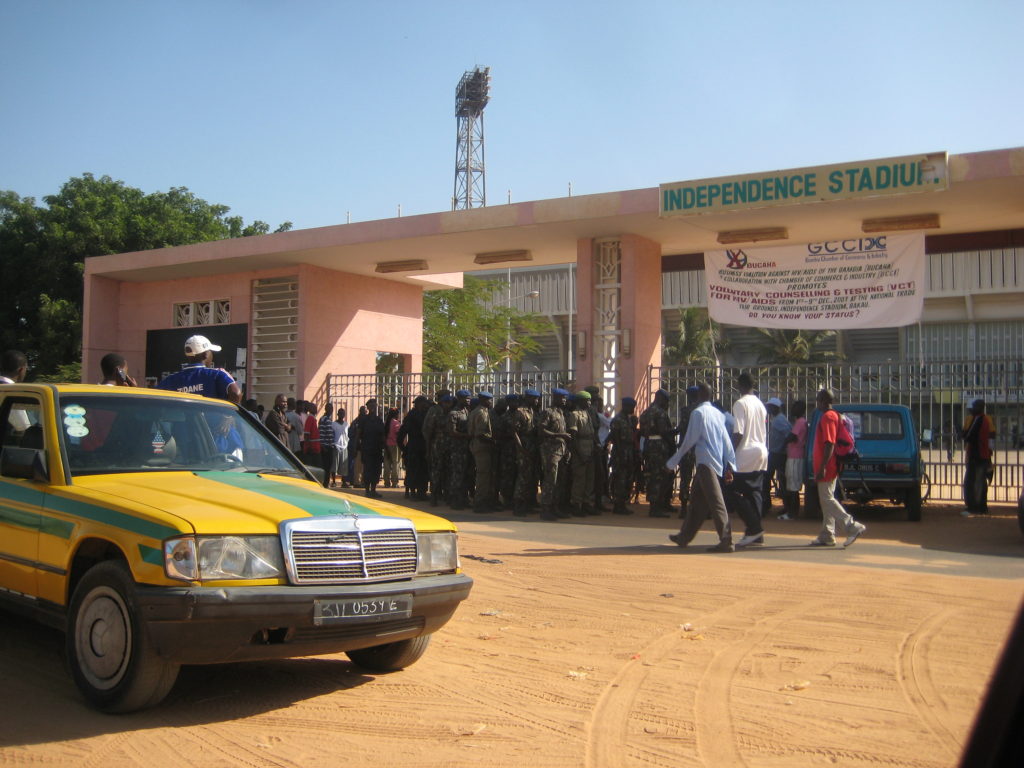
585, 597, 800, 768
897, 606, 963, 759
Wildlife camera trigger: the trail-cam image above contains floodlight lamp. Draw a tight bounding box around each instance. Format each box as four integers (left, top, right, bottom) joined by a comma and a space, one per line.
861, 214, 940, 233
716, 227, 789, 245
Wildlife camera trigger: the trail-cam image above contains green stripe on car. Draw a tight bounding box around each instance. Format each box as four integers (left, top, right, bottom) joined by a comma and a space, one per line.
199, 472, 383, 518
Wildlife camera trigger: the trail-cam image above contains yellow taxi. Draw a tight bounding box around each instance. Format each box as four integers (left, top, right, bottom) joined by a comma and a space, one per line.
0, 384, 472, 712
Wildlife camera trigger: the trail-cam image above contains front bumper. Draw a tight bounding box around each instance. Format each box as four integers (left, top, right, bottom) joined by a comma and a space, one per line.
133, 572, 473, 664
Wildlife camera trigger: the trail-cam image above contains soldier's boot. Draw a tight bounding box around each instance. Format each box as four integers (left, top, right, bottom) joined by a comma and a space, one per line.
584, 503, 599, 516
649, 504, 670, 518
570, 504, 586, 517
613, 499, 632, 516
540, 506, 559, 522
512, 504, 528, 517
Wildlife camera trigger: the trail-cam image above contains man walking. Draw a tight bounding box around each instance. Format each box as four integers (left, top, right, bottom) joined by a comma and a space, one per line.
729, 372, 768, 546
764, 397, 791, 515
666, 382, 737, 553
809, 389, 867, 547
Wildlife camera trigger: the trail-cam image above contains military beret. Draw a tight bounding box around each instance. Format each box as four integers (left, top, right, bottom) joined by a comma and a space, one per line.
524, 388, 541, 397
655, 388, 670, 398
575, 391, 592, 401
455, 389, 472, 397
439, 394, 454, 402
621, 396, 637, 407
552, 388, 570, 396
478, 391, 493, 399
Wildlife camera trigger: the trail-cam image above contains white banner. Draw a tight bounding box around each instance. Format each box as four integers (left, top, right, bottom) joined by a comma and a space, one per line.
705, 233, 925, 329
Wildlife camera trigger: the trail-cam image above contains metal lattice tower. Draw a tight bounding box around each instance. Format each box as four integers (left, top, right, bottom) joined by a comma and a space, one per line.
453, 66, 490, 210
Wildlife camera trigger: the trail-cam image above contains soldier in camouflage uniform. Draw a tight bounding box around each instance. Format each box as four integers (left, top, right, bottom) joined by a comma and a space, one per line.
468, 391, 498, 513
446, 389, 472, 510
423, 392, 453, 506
537, 388, 572, 521
512, 389, 541, 516
568, 391, 599, 516
675, 386, 700, 513
494, 394, 520, 510
608, 396, 639, 515
639, 388, 675, 517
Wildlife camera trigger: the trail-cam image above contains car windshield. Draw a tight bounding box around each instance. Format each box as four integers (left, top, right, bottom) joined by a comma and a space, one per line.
58, 394, 302, 477
842, 410, 905, 441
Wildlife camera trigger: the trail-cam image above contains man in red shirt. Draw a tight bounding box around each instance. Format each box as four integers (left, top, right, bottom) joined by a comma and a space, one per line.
962, 398, 996, 515
810, 389, 866, 547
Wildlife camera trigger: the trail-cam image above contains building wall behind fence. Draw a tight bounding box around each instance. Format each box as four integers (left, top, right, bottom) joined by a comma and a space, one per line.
651, 360, 1024, 504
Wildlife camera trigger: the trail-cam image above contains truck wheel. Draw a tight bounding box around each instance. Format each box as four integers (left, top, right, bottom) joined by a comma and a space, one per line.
66, 561, 179, 713
906, 486, 922, 522
346, 635, 432, 672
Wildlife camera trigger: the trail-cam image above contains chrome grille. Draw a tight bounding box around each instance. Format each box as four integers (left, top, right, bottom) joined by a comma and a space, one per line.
281, 516, 418, 584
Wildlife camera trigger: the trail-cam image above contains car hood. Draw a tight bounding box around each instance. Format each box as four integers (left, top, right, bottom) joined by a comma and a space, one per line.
71, 471, 457, 535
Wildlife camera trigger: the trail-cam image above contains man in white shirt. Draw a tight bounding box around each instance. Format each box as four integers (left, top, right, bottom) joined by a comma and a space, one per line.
730, 372, 768, 547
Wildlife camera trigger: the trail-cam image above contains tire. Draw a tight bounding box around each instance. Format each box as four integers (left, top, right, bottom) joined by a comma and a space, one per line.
66, 561, 180, 713
906, 485, 922, 522
346, 634, 432, 672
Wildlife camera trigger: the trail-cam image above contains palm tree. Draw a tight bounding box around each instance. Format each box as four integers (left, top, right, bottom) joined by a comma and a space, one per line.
753, 328, 843, 365
663, 307, 727, 366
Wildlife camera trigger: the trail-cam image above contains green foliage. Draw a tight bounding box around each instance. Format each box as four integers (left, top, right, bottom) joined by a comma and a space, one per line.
0, 174, 290, 378
422, 276, 554, 374
663, 307, 727, 366
33, 361, 82, 384
753, 328, 844, 365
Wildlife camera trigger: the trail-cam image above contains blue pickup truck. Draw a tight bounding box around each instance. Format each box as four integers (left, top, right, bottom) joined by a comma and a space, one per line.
805, 403, 924, 521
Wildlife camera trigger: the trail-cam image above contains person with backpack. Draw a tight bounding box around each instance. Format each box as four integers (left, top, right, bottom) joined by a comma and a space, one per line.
809, 389, 867, 548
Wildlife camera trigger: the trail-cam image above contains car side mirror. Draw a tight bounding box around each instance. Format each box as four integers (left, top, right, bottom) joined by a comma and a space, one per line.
1, 446, 49, 483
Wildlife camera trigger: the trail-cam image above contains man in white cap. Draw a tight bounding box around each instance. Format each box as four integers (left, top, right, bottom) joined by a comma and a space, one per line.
156, 334, 241, 404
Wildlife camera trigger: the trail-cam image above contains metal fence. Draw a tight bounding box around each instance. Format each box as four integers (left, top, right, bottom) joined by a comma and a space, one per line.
320, 359, 1023, 504
321, 369, 576, 419
652, 359, 1024, 504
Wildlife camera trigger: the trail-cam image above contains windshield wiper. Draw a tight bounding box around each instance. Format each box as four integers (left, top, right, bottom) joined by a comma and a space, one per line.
244, 467, 302, 476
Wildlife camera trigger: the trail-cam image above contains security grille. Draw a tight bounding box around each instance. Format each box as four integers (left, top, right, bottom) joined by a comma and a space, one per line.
281, 516, 417, 584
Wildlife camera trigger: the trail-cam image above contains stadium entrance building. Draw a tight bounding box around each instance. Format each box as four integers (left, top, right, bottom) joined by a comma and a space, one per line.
83, 147, 1024, 408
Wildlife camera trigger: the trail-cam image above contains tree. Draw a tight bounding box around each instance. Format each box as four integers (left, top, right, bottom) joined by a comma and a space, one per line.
663, 307, 727, 366
753, 328, 843, 365
422, 276, 554, 374
0, 174, 292, 377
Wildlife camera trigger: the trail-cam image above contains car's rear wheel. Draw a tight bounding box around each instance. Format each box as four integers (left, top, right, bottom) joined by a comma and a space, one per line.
906, 485, 922, 522
66, 561, 180, 713
346, 634, 432, 672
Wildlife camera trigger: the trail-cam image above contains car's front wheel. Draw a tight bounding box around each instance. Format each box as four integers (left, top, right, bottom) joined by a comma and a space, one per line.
66, 561, 180, 713
346, 634, 432, 672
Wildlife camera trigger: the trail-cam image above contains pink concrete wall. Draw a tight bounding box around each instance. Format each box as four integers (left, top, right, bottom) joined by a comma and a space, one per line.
82, 274, 123, 383
575, 238, 595, 386
619, 234, 663, 405
297, 265, 423, 403
82, 264, 426, 405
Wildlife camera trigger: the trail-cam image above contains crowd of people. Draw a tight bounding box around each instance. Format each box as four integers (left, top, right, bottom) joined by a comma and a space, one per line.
0, 332, 1000, 543
286, 374, 874, 550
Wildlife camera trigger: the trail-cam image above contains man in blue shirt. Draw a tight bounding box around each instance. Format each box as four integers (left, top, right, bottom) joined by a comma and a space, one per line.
156, 335, 241, 404
665, 382, 737, 553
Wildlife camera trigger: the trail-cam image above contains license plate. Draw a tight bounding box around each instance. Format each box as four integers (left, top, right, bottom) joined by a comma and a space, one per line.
313, 594, 413, 625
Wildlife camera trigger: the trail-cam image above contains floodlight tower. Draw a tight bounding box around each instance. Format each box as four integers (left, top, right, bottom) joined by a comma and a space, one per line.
453, 66, 490, 210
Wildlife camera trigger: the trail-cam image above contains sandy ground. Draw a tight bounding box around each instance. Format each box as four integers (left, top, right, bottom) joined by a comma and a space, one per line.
1, 500, 1022, 768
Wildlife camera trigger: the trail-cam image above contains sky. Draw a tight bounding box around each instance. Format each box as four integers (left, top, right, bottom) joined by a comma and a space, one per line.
1, 0, 1021, 232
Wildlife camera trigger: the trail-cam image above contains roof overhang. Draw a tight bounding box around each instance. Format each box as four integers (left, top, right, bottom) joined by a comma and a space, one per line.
85, 147, 1024, 287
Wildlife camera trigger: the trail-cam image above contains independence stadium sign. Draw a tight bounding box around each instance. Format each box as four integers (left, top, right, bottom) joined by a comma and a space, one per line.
660, 152, 948, 216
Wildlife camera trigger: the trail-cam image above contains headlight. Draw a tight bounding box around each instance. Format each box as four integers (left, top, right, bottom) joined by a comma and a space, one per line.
417, 532, 459, 574
164, 536, 285, 581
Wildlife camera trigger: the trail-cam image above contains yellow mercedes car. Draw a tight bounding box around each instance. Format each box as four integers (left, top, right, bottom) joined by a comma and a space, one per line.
0, 384, 472, 712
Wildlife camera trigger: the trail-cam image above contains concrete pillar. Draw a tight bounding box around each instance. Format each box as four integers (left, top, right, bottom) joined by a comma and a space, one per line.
574, 234, 662, 407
